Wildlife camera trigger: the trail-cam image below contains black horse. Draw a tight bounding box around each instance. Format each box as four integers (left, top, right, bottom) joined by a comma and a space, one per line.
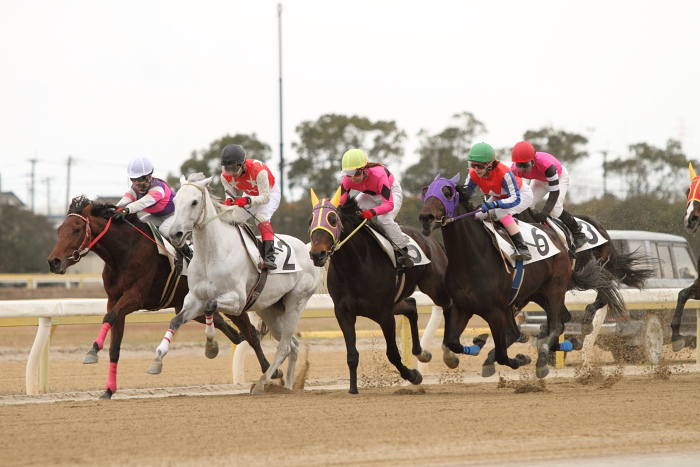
418, 175, 626, 378
308, 188, 475, 394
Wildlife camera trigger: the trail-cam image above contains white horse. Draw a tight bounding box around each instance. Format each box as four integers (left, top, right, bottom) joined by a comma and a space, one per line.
147, 173, 320, 394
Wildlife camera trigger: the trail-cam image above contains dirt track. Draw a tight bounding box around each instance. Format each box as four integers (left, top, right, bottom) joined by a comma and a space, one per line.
1, 320, 700, 466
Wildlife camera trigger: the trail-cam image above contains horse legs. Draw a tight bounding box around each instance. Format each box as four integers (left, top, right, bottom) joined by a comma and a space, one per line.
377, 310, 423, 388
672, 282, 700, 351
223, 312, 280, 379
536, 301, 567, 379
99, 315, 126, 399
394, 297, 432, 363
441, 304, 460, 369
251, 303, 302, 394
193, 311, 245, 348
581, 292, 608, 335
147, 296, 204, 375
482, 309, 531, 377
335, 310, 360, 394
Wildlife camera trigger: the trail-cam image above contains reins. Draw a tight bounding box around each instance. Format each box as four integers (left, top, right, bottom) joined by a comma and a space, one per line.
439, 208, 481, 225
66, 213, 114, 261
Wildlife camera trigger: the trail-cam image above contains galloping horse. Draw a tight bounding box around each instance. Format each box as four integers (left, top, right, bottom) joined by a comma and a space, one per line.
47, 196, 271, 399
419, 174, 625, 378
308, 188, 467, 394
516, 209, 653, 329
148, 173, 320, 394
674, 162, 700, 350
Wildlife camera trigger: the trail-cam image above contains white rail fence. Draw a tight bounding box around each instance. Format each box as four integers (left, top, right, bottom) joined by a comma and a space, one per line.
1, 289, 698, 395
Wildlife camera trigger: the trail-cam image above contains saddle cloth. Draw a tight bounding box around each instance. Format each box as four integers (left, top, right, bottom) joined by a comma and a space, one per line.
149, 223, 190, 276
546, 217, 608, 253
238, 225, 302, 274
483, 220, 560, 268
365, 225, 431, 268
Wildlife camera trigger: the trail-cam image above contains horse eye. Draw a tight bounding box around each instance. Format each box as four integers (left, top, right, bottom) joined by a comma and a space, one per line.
73, 228, 81, 235
441, 186, 454, 200
307, 216, 312, 226
191, 200, 197, 207
327, 213, 337, 228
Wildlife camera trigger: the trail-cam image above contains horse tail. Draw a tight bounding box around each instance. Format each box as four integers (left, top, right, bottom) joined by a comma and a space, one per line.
569, 259, 627, 319
609, 250, 656, 289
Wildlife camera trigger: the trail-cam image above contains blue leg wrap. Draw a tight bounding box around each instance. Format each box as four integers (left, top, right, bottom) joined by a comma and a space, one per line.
463, 344, 481, 356
558, 340, 574, 352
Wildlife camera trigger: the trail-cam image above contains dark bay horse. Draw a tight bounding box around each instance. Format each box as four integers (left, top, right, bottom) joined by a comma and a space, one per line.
46, 196, 272, 399
308, 188, 468, 394
675, 162, 700, 350
516, 208, 653, 330
418, 175, 625, 378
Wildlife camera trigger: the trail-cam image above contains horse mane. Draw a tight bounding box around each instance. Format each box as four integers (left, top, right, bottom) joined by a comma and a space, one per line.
338, 196, 363, 230
455, 185, 477, 212
68, 195, 140, 223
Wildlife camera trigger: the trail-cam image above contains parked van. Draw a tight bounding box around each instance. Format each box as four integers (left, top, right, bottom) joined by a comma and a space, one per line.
518, 230, 699, 364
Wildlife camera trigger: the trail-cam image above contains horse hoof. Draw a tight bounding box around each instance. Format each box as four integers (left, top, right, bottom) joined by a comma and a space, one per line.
251, 383, 265, 395
482, 364, 496, 377
147, 361, 163, 375
536, 364, 550, 379
99, 388, 113, 400
416, 349, 432, 363
516, 354, 532, 366
83, 351, 98, 364
349, 387, 359, 395
442, 346, 460, 369
672, 338, 685, 352
408, 369, 423, 385
271, 369, 283, 380
205, 340, 219, 359
473, 333, 489, 348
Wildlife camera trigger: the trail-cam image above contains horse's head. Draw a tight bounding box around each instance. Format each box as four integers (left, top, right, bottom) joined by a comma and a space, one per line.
47, 195, 99, 274
170, 173, 214, 247
308, 187, 343, 267
418, 173, 461, 236
685, 162, 700, 233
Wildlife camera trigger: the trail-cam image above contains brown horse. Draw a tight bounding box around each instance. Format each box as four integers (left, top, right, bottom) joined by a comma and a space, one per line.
418, 175, 624, 377
674, 162, 700, 350
46, 196, 274, 399
308, 188, 471, 394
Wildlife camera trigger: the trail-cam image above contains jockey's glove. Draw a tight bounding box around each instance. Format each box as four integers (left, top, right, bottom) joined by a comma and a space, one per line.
361, 209, 376, 220
234, 197, 251, 208
223, 198, 233, 206
479, 201, 498, 213
113, 207, 130, 221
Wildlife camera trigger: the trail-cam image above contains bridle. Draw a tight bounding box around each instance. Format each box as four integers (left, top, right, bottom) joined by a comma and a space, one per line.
421, 175, 480, 226
310, 200, 366, 258
65, 213, 113, 262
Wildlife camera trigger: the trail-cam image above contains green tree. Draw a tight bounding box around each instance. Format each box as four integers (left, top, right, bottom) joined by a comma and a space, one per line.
604, 139, 694, 202
288, 114, 406, 197
167, 133, 271, 194
522, 126, 589, 166
402, 112, 487, 196
0, 206, 57, 273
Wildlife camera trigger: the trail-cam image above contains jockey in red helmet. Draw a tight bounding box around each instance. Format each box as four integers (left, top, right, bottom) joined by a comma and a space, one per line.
511, 141, 586, 249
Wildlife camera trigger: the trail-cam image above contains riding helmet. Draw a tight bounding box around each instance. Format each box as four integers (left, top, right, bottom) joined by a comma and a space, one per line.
127, 157, 155, 179
221, 144, 246, 166
511, 141, 536, 163
467, 143, 495, 163
341, 148, 368, 175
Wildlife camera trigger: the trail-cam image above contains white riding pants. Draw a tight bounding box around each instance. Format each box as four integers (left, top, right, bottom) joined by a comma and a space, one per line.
529, 166, 570, 218
356, 179, 410, 249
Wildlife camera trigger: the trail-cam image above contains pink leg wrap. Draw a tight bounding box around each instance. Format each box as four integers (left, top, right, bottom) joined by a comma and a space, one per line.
106, 362, 117, 393
95, 322, 111, 350
500, 214, 515, 226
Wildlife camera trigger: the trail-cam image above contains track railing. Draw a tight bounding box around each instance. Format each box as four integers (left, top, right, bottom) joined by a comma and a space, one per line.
1, 288, 698, 395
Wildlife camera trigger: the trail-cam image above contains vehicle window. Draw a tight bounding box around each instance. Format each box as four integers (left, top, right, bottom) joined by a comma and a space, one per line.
655, 243, 674, 278
673, 245, 697, 279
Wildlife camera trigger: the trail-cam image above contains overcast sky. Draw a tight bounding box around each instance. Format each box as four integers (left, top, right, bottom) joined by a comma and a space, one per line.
1, 0, 698, 215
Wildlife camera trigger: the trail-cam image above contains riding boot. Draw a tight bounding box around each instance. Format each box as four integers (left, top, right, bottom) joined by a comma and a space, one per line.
509, 232, 532, 261
262, 240, 277, 270
559, 210, 586, 249
396, 246, 414, 268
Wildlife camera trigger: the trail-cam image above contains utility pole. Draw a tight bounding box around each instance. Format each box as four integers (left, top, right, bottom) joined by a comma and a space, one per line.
44, 177, 53, 217
601, 150, 608, 197
29, 159, 38, 213
65, 155, 73, 213
277, 3, 285, 199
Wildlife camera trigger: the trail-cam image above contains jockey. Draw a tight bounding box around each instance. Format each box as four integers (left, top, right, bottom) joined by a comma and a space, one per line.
339, 148, 414, 268
464, 142, 533, 261
510, 141, 586, 249
220, 144, 281, 270
114, 157, 191, 260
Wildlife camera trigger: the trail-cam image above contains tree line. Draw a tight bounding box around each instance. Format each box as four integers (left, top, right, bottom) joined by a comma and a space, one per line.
1, 111, 696, 272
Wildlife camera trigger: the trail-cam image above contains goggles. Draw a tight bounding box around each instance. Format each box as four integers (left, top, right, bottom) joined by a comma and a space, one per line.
130, 175, 150, 183
343, 168, 364, 177
515, 161, 533, 169
469, 161, 489, 170
223, 164, 243, 174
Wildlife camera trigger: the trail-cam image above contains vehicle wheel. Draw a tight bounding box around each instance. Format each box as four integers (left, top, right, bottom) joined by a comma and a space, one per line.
642, 315, 664, 365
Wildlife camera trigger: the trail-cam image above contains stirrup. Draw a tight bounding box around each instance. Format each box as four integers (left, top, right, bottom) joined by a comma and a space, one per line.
397, 255, 414, 268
